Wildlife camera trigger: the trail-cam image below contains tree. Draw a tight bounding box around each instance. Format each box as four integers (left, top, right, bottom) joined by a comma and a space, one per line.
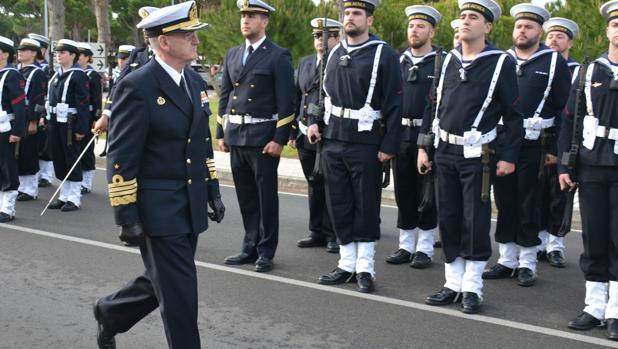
94, 0, 112, 47
48, 0, 65, 42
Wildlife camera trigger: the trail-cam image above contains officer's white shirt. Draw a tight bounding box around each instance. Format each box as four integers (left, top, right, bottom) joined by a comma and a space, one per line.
243, 35, 267, 65
155, 54, 185, 86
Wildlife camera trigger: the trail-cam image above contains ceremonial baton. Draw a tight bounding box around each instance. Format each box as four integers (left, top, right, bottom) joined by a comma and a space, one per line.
40, 130, 100, 216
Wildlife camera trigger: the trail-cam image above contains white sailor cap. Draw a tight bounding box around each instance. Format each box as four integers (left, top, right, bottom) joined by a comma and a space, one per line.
237, 0, 275, 14
0, 36, 15, 54
343, 0, 381, 14
601, 0, 618, 22
451, 19, 462, 31
117, 45, 136, 59
458, 0, 501, 23
405, 5, 441, 26
543, 17, 579, 39
27, 33, 49, 48
17, 38, 41, 51
54, 39, 80, 55
77, 42, 94, 56
138, 6, 159, 19
137, 1, 208, 38
310, 18, 343, 35
510, 3, 550, 25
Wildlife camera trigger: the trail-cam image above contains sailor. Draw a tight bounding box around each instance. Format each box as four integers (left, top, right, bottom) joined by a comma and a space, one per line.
27, 33, 51, 76
451, 19, 462, 48
111, 45, 136, 87
544, 17, 581, 75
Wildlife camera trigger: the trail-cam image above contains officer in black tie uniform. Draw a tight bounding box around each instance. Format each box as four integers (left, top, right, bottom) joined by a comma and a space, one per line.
307, 0, 403, 294
385, 5, 440, 269
561, 1, 618, 339
218, 0, 295, 273
92, 2, 225, 349
16, 38, 47, 202
0, 36, 26, 222
289, 18, 341, 254
483, 4, 570, 287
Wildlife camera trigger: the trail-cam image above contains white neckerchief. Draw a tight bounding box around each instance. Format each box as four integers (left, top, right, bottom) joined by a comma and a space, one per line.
243, 35, 267, 64
155, 55, 183, 86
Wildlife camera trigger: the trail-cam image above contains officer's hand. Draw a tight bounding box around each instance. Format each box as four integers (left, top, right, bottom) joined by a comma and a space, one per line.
378, 151, 394, 163
559, 173, 576, 191
287, 139, 297, 149
496, 161, 515, 176
208, 197, 225, 223
9, 135, 20, 143
93, 115, 109, 133
119, 222, 145, 245
218, 139, 230, 153
27, 121, 38, 135
38, 118, 46, 128
75, 133, 85, 141
544, 154, 558, 166
307, 125, 321, 144
262, 141, 283, 157
417, 149, 432, 174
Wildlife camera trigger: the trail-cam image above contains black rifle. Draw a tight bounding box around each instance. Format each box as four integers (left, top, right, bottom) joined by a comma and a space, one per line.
307, 15, 330, 182
417, 47, 443, 212
557, 57, 589, 237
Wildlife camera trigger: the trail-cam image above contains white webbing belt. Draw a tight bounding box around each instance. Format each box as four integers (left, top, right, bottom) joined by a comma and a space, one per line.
401, 118, 423, 127
582, 62, 618, 153
439, 127, 497, 145
298, 121, 308, 135
226, 114, 277, 124
0, 68, 18, 132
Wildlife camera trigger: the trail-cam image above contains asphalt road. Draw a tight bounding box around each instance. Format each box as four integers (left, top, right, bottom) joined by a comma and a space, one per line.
0, 168, 615, 349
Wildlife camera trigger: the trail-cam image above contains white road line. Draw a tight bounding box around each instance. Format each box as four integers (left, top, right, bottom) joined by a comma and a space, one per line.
0, 222, 609, 347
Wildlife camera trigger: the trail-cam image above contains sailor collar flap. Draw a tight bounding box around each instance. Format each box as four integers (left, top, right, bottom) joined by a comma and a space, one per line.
400, 49, 437, 65
506, 47, 554, 67
449, 48, 503, 68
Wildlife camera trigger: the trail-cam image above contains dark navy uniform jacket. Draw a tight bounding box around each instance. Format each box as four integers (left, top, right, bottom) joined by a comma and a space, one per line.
85, 67, 102, 121
290, 54, 320, 146
505, 44, 571, 156
421, 43, 524, 163
399, 47, 442, 143
319, 34, 403, 155
107, 58, 220, 236
47, 65, 90, 135
216, 37, 295, 146
19, 64, 47, 123
559, 54, 618, 172
0, 65, 26, 137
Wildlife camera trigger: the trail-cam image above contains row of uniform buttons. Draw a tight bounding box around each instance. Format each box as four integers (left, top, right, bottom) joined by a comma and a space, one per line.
185, 137, 214, 184
187, 137, 210, 143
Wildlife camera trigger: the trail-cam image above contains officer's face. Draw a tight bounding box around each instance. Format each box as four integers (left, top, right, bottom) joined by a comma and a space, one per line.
56, 50, 75, 66
313, 34, 339, 54
240, 12, 268, 40
161, 31, 199, 63
546, 31, 572, 54
513, 19, 543, 50
343, 8, 373, 38
407, 19, 434, 49
607, 19, 618, 48
17, 49, 37, 64
117, 57, 127, 71
459, 11, 491, 43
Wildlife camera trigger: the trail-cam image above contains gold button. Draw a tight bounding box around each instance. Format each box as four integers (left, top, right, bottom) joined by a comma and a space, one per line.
186, 159, 191, 164
205, 178, 208, 182
206, 137, 210, 142
187, 138, 191, 143
187, 179, 192, 185
303, 105, 307, 109
235, 82, 240, 86
231, 109, 236, 113
304, 93, 308, 96
232, 96, 237, 100
248, 98, 252, 102
250, 84, 255, 88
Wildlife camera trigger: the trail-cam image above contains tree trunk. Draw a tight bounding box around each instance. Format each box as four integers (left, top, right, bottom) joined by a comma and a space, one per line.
94, 0, 111, 48
48, 0, 65, 42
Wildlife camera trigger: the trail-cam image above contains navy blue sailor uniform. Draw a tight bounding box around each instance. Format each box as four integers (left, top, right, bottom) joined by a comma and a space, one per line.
80, 66, 102, 192
491, 45, 570, 274
291, 54, 335, 244
216, 37, 295, 261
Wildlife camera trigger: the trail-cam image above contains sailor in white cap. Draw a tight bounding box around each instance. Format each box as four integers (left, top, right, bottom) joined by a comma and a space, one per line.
115, 45, 135, 70
451, 19, 462, 47
290, 17, 342, 254
560, 0, 618, 339
218, 0, 295, 273
544, 17, 580, 74
15, 38, 47, 203
0, 36, 26, 222
419, 0, 523, 313
27, 33, 50, 76
46, 39, 91, 212
93, 2, 224, 348
384, 5, 441, 270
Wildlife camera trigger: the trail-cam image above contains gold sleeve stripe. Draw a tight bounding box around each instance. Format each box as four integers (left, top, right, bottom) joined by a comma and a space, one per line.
217, 115, 224, 125
209, 170, 218, 180
108, 176, 136, 188
108, 182, 137, 194
109, 188, 139, 198
110, 194, 137, 207
276, 114, 294, 128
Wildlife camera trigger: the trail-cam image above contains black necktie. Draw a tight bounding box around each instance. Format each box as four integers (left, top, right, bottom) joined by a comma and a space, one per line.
248, 45, 254, 56
180, 75, 192, 103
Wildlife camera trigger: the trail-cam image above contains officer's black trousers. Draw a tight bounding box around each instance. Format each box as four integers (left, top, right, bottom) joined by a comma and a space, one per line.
0, 133, 19, 191
493, 144, 542, 247
48, 122, 82, 181
540, 164, 568, 235
393, 140, 437, 231
297, 137, 334, 242
231, 146, 280, 259
80, 129, 96, 171
578, 164, 618, 282
98, 233, 200, 349
435, 149, 492, 263
17, 133, 39, 175
322, 139, 381, 245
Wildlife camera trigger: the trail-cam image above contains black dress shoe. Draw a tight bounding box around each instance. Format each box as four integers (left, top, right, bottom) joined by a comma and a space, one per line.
410, 252, 432, 269
16, 192, 35, 201
607, 318, 618, 340
48, 199, 66, 210
325, 241, 339, 253
224, 252, 257, 265
434, 240, 442, 248
81, 186, 91, 195
0, 212, 14, 223
537, 250, 547, 262
297, 236, 327, 248
386, 249, 412, 264
38, 179, 51, 188
357, 272, 375, 293
482, 263, 515, 279
568, 312, 604, 330
426, 288, 460, 306
517, 267, 536, 287
255, 257, 273, 273
461, 292, 482, 314
61, 201, 80, 212
547, 251, 566, 268
318, 267, 356, 285
93, 301, 116, 349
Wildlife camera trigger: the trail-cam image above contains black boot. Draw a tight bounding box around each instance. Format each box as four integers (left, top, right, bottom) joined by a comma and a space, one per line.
385, 249, 412, 264
93, 301, 116, 349
547, 251, 566, 268
568, 312, 604, 330
318, 268, 356, 285
410, 251, 432, 269
482, 263, 515, 279
461, 292, 482, 314
357, 272, 375, 293
607, 318, 618, 340
426, 288, 460, 306
517, 267, 536, 287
